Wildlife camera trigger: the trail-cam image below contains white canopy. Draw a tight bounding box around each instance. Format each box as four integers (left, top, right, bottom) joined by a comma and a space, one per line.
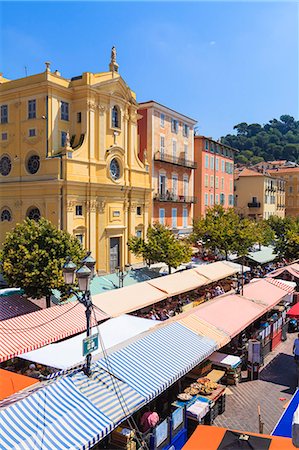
20, 315, 159, 370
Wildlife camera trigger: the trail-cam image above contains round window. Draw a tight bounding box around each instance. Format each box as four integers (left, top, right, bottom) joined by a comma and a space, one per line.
0, 155, 11, 176
27, 155, 40, 174
27, 207, 41, 221
1, 209, 12, 222
110, 158, 121, 180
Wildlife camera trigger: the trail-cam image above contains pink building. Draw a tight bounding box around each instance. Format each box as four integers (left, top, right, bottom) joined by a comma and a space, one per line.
138, 101, 197, 235
194, 136, 236, 218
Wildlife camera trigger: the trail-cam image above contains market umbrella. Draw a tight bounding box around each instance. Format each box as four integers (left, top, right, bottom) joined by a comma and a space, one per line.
287, 303, 299, 319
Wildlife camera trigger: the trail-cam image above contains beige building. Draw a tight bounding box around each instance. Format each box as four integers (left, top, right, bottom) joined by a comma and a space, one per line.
0, 49, 151, 273
269, 167, 299, 217
234, 168, 285, 219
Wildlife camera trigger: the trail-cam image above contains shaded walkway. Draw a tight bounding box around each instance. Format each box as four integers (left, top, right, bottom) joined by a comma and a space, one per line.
214, 334, 298, 434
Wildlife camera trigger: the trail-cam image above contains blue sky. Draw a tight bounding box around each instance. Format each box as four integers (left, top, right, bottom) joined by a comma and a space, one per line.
0, 1, 298, 137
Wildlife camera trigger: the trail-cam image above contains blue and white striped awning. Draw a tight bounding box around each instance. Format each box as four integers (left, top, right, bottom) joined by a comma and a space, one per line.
0, 377, 113, 450
70, 368, 146, 424
96, 322, 217, 401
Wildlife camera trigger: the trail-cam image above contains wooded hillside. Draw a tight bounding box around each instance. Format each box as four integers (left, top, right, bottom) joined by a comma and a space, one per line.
221, 115, 299, 165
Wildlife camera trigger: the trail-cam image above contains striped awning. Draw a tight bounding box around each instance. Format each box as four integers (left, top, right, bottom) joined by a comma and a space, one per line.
0, 377, 113, 450
70, 369, 146, 423
96, 322, 217, 401
0, 302, 108, 362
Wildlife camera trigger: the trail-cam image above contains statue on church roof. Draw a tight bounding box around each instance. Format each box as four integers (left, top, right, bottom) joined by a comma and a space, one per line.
111, 46, 117, 64
109, 46, 119, 74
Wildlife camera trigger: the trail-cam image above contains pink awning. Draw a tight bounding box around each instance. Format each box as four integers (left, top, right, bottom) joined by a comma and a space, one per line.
242, 279, 290, 310
0, 302, 108, 362
194, 294, 265, 338
265, 278, 295, 294
266, 263, 299, 280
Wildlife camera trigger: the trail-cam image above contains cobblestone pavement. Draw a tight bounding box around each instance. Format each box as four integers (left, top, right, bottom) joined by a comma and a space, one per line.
214, 334, 299, 434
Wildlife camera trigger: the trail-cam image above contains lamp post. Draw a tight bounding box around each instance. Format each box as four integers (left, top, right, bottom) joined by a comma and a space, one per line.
232, 272, 244, 296
62, 252, 96, 376
115, 264, 131, 288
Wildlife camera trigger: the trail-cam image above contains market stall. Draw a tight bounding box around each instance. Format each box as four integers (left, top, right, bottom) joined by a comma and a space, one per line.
183, 425, 296, 450
207, 352, 242, 385
0, 302, 108, 363
0, 368, 39, 401
147, 270, 209, 296
20, 315, 159, 370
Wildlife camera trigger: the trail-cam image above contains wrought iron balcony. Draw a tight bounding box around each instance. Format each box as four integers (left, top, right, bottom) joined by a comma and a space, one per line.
154, 151, 197, 169
154, 192, 197, 204
248, 202, 261, 208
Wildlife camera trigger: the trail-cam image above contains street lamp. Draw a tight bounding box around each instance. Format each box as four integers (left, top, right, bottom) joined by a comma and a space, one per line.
232, 273, 244, 296
115, 264, 131, 288
62, 252, 96, 376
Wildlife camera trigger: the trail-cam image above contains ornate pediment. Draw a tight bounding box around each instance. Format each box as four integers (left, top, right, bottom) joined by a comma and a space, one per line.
95, 77, 133, 102
105, 145, 125, 160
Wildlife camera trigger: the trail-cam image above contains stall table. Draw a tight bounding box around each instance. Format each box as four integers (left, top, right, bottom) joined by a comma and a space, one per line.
205, 369, 225, 383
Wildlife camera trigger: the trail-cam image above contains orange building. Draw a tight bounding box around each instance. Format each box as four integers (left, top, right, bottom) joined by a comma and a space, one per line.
138, 101, 197, 234
194, 136, 236, 218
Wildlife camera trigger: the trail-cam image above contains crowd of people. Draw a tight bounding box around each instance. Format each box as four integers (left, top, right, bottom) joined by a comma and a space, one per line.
1, 358, 56, 379
132, 281, 230, 322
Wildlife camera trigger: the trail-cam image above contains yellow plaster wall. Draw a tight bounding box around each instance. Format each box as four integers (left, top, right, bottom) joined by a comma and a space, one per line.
0, 65, 151, 273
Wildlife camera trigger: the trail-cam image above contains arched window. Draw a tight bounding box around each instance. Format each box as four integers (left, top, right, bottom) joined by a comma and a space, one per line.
0, 155, 11, 176
1, 209, 12, 222
27, 207, 41, 221
111, 105, 120, 129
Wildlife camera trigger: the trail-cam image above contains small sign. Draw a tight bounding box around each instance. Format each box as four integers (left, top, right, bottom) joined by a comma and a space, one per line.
83, 334, 99, 356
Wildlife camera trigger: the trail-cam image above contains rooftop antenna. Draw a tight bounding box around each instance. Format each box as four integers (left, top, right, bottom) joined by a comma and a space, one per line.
24, 66, 28, 77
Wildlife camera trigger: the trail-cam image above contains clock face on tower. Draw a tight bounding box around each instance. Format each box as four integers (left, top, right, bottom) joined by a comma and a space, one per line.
109, 158, 120, 180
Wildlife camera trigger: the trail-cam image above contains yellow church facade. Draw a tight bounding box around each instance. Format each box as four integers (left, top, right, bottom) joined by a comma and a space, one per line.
0, 51, 151, 273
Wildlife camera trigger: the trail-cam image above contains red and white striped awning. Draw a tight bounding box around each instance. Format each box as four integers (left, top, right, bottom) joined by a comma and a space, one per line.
0, 302, 108, 362
266, 277, 295, 294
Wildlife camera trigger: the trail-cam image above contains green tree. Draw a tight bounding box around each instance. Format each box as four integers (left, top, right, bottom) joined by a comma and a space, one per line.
192, 206, 256, 260
221, 115, 299, 164
255, 220, 275, 249
0, 218, 85, 307
127, 223, 192, 274
267, 216, 299, 260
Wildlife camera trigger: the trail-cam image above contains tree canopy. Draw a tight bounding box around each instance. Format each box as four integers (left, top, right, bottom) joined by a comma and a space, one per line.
192, 205, 273, 259
221, 115, 299, 165
0, 218, 85, 307
127, 222, 192, 274
267, 215, 299, 260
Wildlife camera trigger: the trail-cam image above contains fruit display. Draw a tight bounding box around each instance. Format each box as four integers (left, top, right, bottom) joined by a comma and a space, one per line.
184, 387, 200, 396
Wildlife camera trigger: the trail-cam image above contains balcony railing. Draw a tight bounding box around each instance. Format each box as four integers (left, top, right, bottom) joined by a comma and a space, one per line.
248, 202, 261, 208
154, 151, 197, 169
154, 192, 197, 204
